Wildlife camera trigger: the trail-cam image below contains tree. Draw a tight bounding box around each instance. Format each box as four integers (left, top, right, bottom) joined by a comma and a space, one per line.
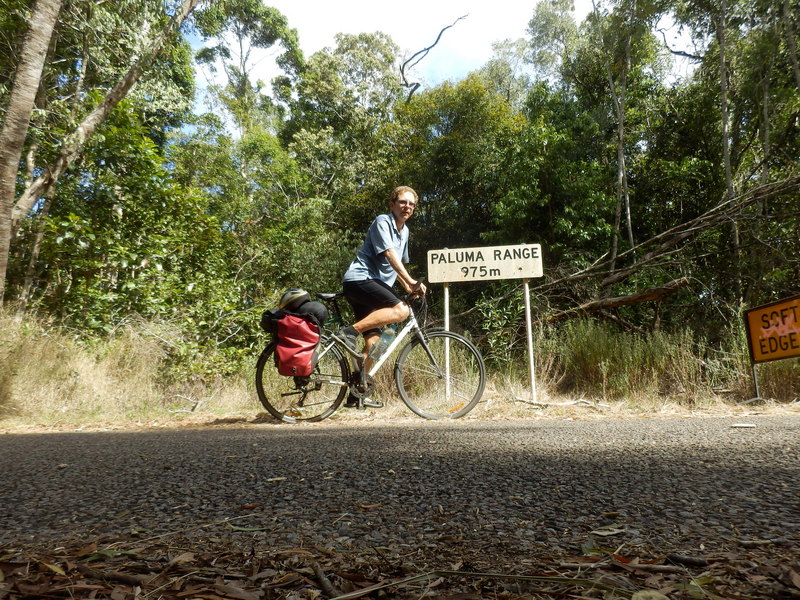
477, 39, 533, 109
587, 0, 665, 269
187, 2, 355, 298
527, 0, 666, 270
389, 76, 527, 258
285, 32, 404, 226
0, 0, 62, 305
0, 0, 200, 305
194, 0, 303, 134
21, 103, 229, 328
526, 0, 579, 81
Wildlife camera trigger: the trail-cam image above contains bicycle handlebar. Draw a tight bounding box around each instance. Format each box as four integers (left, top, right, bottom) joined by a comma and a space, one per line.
404, 277, 427, 302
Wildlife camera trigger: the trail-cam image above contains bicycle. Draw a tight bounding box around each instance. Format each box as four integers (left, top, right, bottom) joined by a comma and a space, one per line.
255, 287, 486, 423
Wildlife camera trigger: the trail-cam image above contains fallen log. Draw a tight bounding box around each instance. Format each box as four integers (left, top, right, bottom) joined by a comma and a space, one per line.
549, 277, 690, 321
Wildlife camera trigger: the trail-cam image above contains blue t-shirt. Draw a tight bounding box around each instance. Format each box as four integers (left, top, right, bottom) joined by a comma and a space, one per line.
343, 213, 409, 286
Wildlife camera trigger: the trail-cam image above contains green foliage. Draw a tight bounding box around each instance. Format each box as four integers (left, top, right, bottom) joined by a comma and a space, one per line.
194, 0, 303, 75
526, 0, 579, 79
194, 0, 303, 136
0, 0, 29, 96
3, 0, 800, 412
284, 32, 403, 228
475, 284, 528, 370
477, 39, 533, 109
14, 102, 225, 327
389, 76, 528, 254
20, 0, 196, 150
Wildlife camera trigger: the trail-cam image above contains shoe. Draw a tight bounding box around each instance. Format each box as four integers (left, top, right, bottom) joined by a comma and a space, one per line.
344, 395, 384, 409
335, 326, 360, 356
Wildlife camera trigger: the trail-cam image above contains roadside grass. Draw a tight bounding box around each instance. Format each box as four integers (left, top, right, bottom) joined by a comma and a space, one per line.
1, 310, 797, 428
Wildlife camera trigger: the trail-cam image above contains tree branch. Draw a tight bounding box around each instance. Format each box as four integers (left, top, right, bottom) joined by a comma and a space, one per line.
400, 15, 468, 101
11, 0, 201, 229
657, 28, 703, 61
447, 176, 800, 323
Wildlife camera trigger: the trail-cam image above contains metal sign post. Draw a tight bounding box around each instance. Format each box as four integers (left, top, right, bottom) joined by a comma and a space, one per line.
522, 278, 537, 403
444, 282, 451, 401
427, 243, 544, 403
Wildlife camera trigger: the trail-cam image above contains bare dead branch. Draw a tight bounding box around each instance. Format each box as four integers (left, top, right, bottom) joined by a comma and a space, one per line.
400, 15, 468, 101
581, 277, 689, 313
545, 277, 690, 325
657, 28, 703, 61
448, 176, 800, 325
572, 175, 800, 290
312, 561, 342, 597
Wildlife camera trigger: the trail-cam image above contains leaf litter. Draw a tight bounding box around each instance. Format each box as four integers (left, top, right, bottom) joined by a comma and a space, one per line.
1, 531, 798, 599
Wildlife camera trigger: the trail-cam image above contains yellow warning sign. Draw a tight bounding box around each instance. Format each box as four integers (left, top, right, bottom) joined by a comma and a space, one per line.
744, 295, 800, 364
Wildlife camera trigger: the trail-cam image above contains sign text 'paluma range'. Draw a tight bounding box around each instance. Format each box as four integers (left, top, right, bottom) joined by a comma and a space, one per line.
427, 244, 543, 283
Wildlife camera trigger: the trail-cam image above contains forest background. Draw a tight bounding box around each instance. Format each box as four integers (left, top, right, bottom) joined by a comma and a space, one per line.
0, 0, 798, 424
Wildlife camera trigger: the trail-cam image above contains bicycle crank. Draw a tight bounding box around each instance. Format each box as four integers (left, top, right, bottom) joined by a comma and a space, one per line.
349, 372, 375, 399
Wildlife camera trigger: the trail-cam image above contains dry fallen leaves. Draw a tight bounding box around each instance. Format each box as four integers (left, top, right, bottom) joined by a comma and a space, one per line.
0, 535, 798, 599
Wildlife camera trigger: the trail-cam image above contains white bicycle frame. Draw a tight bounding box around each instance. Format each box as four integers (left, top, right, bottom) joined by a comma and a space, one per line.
320, 303, 447, 381
321, 304, 453, 403
325, 307, 420, 374
365, 311, 418, 376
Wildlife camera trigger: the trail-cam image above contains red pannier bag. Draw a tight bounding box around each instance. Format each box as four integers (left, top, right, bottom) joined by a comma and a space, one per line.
275, 314, 320, 376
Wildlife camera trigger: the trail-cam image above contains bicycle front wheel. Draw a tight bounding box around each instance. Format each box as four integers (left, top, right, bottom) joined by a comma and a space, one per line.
255, 337, 349, 423
395, 330, 486, 419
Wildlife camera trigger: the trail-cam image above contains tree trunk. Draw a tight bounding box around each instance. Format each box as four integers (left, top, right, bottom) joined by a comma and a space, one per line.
591, 0, 634, 272
619, 28, 634, 252
0, 0, 63, 306
715, 10, 734, 202
784, 0, 800, 94
713, 4, 742, 302
18, 197, 52, 310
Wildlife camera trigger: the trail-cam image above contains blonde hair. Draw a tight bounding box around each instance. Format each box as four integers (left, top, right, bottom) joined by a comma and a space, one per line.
390, 186, 418, 203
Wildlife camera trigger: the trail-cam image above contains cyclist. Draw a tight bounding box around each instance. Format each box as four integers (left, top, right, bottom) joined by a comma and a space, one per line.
336, 185, 427, 407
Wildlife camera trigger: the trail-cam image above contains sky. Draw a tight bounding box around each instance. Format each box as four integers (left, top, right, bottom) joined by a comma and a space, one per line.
192, 0, 694, 106
193, 0, 594, 93
263, 0, 593, 85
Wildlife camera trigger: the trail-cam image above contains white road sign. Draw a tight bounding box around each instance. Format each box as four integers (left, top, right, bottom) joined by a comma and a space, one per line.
427, 244, 543, 283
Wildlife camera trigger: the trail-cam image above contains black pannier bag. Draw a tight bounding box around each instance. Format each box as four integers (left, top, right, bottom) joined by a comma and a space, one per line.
260, 308, 285, 335
293, 300, 328, 327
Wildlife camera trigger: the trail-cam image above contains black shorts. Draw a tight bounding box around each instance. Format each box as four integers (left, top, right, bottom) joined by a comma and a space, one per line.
342, 279, 401, 337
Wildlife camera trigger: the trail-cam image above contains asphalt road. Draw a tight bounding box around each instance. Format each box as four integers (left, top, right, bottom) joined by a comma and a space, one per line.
2, 416, 799, 563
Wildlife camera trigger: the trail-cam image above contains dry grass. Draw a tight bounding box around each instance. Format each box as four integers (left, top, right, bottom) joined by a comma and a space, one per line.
1, 310, 798, 429
0, 312, 255, 426
319, 370, 800, 426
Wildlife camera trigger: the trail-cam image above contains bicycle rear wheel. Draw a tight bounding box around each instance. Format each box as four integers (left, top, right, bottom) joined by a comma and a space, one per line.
255, 337, 349, 422
395, 330, 486, 419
